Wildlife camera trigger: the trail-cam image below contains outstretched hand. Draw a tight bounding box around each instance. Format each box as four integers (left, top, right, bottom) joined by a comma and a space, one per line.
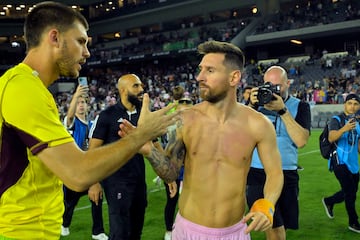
118, 93, 179, 152
138, 93, 179, 134
118, 119, 154, 156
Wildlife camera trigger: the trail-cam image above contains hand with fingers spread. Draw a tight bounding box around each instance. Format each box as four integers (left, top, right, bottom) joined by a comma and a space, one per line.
118, 119, 154, 156
138, 93, 179, 139
119, 93, 180, 155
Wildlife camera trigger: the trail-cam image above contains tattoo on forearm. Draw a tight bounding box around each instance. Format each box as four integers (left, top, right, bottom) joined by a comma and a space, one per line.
147, 127, 185, 183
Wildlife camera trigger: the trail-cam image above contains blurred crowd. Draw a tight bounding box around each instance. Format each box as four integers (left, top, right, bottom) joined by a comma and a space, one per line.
55, 49, 360, 123
38, 0, 360, 122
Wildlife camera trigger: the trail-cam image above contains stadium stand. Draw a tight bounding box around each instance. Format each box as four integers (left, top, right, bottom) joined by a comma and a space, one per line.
0, 0, 359, 125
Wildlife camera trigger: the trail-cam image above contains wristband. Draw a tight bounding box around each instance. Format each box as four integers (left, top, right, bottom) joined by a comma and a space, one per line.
250, 198, 275, 224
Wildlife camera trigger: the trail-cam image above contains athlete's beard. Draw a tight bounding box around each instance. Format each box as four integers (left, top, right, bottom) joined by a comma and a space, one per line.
57, 40, 78, 78
128, 93, 142, 109
200, 88, 227, 103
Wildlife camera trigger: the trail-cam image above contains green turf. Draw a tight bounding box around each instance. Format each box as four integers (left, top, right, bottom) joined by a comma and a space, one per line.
61, 129, 360, 239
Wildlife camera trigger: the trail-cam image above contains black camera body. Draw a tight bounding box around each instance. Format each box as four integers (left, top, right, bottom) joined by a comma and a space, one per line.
257, 82, 281, 105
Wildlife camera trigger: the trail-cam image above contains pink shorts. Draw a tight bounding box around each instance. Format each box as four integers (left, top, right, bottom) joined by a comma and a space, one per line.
172, 212, 251, 240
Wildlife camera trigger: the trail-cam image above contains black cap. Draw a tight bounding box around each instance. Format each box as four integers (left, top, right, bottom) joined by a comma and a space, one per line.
345, 94, 360, 103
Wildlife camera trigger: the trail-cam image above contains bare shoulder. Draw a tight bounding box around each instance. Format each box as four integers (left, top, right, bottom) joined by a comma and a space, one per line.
237, 104, 273, 133
180, 102, 205, 119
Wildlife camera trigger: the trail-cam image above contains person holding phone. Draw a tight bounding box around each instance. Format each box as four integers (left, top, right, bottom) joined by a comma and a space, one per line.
322, 94, 360, 234
61, 84, 108, 240
78, 76, 88, 86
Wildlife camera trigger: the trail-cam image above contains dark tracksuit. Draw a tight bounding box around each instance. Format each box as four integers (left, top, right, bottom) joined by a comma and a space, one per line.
90, 102, 147, 240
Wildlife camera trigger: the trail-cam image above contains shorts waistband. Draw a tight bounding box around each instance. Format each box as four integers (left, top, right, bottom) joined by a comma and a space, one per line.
175, 212, 247, 236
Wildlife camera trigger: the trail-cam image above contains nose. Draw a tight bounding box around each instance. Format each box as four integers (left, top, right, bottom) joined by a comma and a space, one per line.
196, 70, 203, 82
83, 46, 90, 59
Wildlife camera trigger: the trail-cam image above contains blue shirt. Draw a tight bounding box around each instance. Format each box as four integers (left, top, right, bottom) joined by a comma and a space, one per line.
251, 96, 310, 170
64, 116, 91, 150
329, 114, 360, 174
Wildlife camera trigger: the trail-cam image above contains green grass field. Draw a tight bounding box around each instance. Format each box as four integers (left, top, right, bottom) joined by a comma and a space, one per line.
61, 129, 360, 240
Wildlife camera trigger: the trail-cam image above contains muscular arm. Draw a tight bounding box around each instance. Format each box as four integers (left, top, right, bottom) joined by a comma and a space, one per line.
264, 96, 310, 148
38, 94, 179, 192
88, 138, 104, 149
256, 119, 284, 206
244, 114, 283, 233
145, 126, 185, 183
279, 104, 310, 148
38, 130, 149, 192
328, 119, 353, 143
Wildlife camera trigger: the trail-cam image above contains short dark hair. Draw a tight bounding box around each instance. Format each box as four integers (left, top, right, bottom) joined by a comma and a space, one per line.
24, 1, 89, 50
197, 40, 245, 72
172, 86, 185, 101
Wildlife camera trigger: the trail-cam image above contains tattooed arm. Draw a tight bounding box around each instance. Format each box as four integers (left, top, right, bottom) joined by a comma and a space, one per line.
119, 117, 186, 183
145, 126, 185, 183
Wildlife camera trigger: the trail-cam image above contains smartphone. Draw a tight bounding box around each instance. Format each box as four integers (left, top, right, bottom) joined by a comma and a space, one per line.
348, 114, 357, 123
78, 77, 88, 86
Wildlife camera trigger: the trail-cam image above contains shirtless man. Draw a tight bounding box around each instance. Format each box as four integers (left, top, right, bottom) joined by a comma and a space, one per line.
122, 40, 284, 239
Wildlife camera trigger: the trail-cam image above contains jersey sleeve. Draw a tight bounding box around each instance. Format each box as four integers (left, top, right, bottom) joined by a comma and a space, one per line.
329, 117, 342, 131
89, 111, 108, 140
2, 73, 73, 150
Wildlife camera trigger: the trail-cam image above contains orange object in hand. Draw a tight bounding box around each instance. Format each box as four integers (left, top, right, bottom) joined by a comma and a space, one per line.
250, 198, 275, 224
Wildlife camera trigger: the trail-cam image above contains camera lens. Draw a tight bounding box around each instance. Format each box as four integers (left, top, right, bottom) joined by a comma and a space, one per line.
257, 88, 273, 105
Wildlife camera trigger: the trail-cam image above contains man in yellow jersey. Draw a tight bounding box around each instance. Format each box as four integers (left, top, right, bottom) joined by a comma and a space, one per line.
0, 2, 177, 239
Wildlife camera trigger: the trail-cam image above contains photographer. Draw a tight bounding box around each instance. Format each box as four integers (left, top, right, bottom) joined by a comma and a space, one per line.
246, 65, 311, 240
322, 94, 360, 233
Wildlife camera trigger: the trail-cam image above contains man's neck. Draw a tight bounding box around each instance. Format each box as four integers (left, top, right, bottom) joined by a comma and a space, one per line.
121, 101, 135, 111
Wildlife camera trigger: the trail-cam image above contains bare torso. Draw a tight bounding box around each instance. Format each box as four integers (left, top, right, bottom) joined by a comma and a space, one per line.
178, 102, 264, 228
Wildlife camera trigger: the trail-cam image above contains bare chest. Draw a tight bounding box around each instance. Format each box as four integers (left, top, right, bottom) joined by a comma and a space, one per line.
182, 120, 255, 164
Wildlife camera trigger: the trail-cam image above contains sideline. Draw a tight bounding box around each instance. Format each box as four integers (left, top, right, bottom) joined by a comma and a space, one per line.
299, 149, 319, 156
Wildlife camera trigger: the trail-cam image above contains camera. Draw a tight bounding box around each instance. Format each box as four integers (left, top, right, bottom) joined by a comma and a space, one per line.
257, 82, 281, 105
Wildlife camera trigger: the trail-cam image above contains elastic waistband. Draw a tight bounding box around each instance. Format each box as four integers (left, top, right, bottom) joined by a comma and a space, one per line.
175, 212, 247, 236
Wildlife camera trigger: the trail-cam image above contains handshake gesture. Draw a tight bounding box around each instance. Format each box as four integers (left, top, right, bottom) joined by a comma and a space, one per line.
119, 93, 179, 148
